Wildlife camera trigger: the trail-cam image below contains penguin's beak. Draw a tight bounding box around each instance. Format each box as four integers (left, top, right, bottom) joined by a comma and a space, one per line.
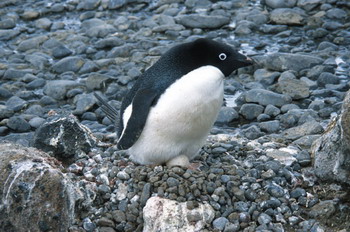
238, 56, 255, 67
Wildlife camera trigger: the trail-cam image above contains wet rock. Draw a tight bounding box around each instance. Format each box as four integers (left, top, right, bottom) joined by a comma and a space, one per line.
52, 56, 85, 74
0, 143, 82, 232
312, 90, 350, 184
175, 15, 230, 29
270, 8, 305, 25
260, 53, 324, 72
239, 104, 264, 120
245, 89, 292, 107
143, 196, 214, 232
33, 114, 97, 161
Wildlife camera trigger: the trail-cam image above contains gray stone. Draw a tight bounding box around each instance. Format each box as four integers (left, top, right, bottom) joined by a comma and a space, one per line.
293, 135, 320, 149
3, 69, 33, 80
259, 120, 280, 133
0, 18, 16, 29
0, 143, 81, 232
81, 18, 116, 38
73, 93, 97, 115
318, 41, 338, 51
242, 125, 264, 140
322, 21, 342, 31
52, 45, 73, 58
0, 29, 20, 41
7, 116, 31, 132
25, 104, 44, 116
0, 105, 14, 119
239, 104, 264, 120
317, 72, 339, 87
260, 24, 288, 33
326, 8, 347, 19
253, 69, 280, 86
175, 14, 230, 29
35, 18, 52, 30
86, 73, 113, 91
52, 56, 85, 73
29, 117, 46, 128
265, 0, 297, 8
290, 187, 306, 199
6, 96, 27, 112
213, 217, 229, 231
277, 71, 310, 99
245, 89, 292, 107
95, 37, 124, 49
216, 107, 239, 125
297, 0, 323, 11
77, 0, 101, 10
270, 8, 305, 25
264, 104, 281, 117
258, 213, 272, 225
282, 120, 324, 140
261, 53, 324, 72
0, 87, 13, 99
44, 80, 83, 100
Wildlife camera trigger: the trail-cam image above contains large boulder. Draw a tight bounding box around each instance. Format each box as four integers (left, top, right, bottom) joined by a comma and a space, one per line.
0, 143, 82, 232
311, 90, 350, 184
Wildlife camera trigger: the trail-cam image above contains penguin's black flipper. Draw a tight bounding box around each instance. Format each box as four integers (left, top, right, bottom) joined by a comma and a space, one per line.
117, 89, 158, 150
94, 92, 119, 124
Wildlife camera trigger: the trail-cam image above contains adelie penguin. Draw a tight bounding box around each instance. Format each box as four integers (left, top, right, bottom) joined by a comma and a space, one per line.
95, 38, 253, 168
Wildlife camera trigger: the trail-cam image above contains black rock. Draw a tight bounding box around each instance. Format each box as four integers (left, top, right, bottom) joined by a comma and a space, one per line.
33, 114, 97, 161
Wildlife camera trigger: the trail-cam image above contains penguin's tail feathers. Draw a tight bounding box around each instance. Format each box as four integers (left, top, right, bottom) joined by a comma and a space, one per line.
94, 92, 119, 125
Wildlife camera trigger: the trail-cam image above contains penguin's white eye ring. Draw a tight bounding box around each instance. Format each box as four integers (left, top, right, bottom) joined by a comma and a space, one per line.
219, 53, 227, 61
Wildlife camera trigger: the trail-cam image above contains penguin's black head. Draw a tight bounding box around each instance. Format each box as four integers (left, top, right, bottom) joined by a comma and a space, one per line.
187, 38, 253, 77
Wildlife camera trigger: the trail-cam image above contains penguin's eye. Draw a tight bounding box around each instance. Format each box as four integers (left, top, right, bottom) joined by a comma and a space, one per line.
219, 53, 227, 61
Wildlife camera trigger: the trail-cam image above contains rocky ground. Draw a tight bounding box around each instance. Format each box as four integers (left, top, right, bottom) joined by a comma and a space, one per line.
0, 0, 350, 231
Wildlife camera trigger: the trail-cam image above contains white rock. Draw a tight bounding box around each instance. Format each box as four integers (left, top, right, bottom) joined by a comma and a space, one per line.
143, 196, 214, 232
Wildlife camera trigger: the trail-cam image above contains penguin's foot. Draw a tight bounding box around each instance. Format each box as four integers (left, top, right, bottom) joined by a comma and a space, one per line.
187, 162, 202, 171
166, 155, 190, 168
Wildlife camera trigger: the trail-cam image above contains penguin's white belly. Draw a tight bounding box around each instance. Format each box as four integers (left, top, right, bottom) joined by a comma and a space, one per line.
128, 66, 224, 165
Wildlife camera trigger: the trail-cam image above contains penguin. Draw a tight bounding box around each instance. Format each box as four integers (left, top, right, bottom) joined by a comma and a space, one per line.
95, 38, 253, 167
